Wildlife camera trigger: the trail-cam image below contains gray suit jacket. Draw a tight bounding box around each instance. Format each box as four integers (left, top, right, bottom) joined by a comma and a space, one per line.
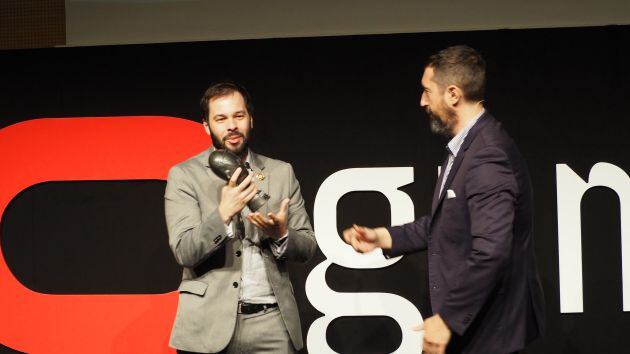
165, 148, 316, 353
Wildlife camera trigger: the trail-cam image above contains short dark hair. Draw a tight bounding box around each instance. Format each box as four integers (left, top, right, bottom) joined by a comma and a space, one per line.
426, 45, 486, 102
200, 82, 254, 123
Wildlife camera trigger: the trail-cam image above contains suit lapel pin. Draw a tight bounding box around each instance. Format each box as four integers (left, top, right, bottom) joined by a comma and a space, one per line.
255, 171, 265, 181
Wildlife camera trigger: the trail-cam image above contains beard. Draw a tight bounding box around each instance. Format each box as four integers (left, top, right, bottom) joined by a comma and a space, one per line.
426, 103, 457, 137
210, 131, 250, 158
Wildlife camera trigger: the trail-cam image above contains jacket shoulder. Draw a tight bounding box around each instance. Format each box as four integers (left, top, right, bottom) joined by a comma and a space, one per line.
168, 150, 208, 177
474, 116, 516, 151
256, 153, 293, 173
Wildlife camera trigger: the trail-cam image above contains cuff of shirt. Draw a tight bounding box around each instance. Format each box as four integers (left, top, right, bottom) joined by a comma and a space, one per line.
270, 232, 289, 257
225, 222, 235, 239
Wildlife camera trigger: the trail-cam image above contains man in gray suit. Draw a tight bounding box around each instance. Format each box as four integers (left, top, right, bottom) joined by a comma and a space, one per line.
165, 82, 317, 353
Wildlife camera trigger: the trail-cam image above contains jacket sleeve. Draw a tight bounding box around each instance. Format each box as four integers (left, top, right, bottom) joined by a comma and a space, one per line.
165, 165, 231, 268
276, 163, 317, 263
384, 215, 430, 257
438, 146, 517, 336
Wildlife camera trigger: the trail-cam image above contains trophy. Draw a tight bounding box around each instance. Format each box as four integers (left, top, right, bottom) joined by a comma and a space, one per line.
208, 149, 270, 211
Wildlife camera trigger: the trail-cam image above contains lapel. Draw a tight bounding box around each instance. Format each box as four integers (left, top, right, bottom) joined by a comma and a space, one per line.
430, 112, 493, 218
431, 153, 451, 215
248, 151, 270, 217
244, 151, 269, 246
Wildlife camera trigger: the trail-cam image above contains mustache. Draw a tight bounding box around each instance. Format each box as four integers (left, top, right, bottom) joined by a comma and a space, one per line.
222, 132, 244, 142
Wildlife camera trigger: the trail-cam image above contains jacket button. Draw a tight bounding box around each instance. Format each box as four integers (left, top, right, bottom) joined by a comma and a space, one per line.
236, 250, 242, 257
233, 282, 238, 288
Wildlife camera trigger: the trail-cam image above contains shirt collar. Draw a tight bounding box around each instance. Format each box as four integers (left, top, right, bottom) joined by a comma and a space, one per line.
447, 109, 485, 157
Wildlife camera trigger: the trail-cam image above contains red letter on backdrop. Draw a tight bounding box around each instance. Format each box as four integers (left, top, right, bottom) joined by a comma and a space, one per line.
0, 117, 208, 353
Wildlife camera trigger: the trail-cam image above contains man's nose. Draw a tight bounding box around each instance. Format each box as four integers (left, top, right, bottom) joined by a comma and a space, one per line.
420, 92, 427, 107
226, 118, 237, 130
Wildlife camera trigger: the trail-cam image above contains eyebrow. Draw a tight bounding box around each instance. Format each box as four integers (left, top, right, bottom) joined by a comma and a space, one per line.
212, 110, 247, 119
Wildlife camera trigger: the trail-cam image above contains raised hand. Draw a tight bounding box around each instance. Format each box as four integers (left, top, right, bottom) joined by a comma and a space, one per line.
247, 198, 290, 239
342, 224, 391, 253
218, 167, 258, 224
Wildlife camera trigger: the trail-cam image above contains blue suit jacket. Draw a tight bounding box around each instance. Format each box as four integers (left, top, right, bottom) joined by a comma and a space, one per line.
386, 112, 545, 354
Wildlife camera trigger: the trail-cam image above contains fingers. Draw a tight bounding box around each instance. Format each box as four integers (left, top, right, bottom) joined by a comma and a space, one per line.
343, 227, 358, 246
354, 224, 377, 243
350, 234, 362, 252
220, 169, 257, 221
248, 212, 272, 228
268, 198, 289, 224
247, 213, 265, 229
246, 213, 259, 226
422, 341, 446, 354
248, 211, 287, 239
241, 182, 258, 203
247, 212, 279, 238
353, 224, 376, 246
353, 224, 365, 239
228, 167, 241, 187
279, 198, 290, 213
343, 227, 365, 252
421, 315, 450, 354
227, 168, 254, 191
342, 228, 353, 244
267, 213, 278, 225
236, 173, 253, 191
342, 226, 365, 252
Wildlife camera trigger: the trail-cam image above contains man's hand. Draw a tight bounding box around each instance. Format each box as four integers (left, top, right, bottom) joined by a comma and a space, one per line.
413, 314, 452, 354
342, 224, 392, 252
218, 167, 258, 224
247, 198, 290, 239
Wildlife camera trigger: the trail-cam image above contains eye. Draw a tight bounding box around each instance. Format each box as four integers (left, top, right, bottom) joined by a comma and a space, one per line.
214, 116, 226, 122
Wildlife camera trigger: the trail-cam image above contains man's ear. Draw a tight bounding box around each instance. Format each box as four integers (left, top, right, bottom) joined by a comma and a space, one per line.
203, 120, 210, 135
445, 85, 462, 106
250, 116, 254, 129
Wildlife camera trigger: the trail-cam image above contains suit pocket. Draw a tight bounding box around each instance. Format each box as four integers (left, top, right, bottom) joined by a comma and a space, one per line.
178, 280, 208, 296
173, 280, 210, 333
438, 198, 467, 243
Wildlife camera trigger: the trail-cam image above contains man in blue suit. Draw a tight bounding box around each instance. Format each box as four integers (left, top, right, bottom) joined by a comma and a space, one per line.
343, 45, 545, 354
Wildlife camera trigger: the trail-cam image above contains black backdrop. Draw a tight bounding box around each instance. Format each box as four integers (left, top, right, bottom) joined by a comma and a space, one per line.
1, 25, 629, 353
